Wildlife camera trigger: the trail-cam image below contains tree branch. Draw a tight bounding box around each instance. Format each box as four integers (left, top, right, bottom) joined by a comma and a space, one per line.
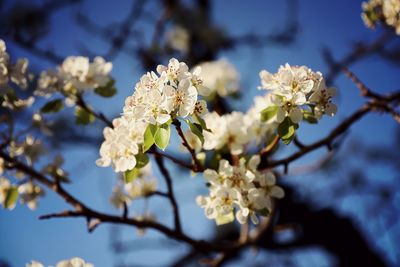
147, 149, 195, 171
76, 94, 113, 128
154, 153, 182, 233
173, 120, 204, 172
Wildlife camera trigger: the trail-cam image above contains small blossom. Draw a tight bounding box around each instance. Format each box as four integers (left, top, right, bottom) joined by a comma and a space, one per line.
194, 59, 239, 97
182, 130, 202, 153
166, 25, 190, 53
202, 111, 250, 155
309, 84, 337, 118
164, 78, 198, 117
26, 261, 44, 267
56, 257, 94, 267
18, 182, 45, 210
157, 58, 190, 83
124, 164, 157, 199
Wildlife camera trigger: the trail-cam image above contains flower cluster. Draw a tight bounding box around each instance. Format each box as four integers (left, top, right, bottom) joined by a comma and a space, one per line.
35, 56, 113, 99
26, 257, 93, 267
110, 164, 157, 209
0, 39, 33, 110
259, 63, 337, 123
97, 58, 208, 173
0, 136, 68, 210
0, 39, 30, 91
0, 177, 44, 210
203, 111, 249, 155
200, 102, 276, 156
194, 59, 239, 97
123, 58, 208, 123
96, 117, 147, 172
18, 181, 45, 210
197, 156, 284, 225
362, 0, 400, 34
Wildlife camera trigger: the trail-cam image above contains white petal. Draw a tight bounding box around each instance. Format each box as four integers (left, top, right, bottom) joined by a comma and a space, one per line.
276, 107, 286, 123
270, 186, 285, 199
251, 213, 259, 225
325, 103, 337, 116
197, 85, 211, 96
289, 107, 303, 123
156, 114, 171, 124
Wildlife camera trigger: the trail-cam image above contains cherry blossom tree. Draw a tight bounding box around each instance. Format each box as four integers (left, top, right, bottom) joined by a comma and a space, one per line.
0, 0, 400, 266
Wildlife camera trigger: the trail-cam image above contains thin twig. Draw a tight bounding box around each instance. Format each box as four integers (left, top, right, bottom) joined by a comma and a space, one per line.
147, 149, 195, 171
76, 95, 113, 128
173, 120, 204, 172
154, 153, 182, 233
259, 104, 372, 170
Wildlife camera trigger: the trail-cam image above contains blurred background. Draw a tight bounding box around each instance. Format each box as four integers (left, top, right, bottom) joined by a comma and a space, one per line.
0, 0, 400, 266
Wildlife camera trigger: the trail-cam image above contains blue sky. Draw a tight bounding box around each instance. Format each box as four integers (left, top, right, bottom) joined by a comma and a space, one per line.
1, 0, 399, 266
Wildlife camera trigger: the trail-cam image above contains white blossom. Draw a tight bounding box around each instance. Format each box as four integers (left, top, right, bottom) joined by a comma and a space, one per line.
309, 82, 337, 119
182, 130, 202, 153
258, 64, 336, 125
56, 257, 94, 267
197, 156, 284, 225
245, 95, 277, 145
157, 58, 190, 84
203, 112, 228, 151
18, 181, 45, 210
35, 56, 112, 97
27, 258, 93, 267
164, 78, 198, 117
96, 117, 147, 172
0, 39, 30, 91
124, 176, 157, 199
123, 58, 206, 125
362, 0, 400, 34
203, 111, 249, 155
166, 26, 190, 53
224, 112, 250, 155
194, 59, 239, 97
26, 261, 44, 267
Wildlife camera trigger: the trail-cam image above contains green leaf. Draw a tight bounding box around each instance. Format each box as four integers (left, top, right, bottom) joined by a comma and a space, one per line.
154, 123, 171, 150
303, 111, 318, 124
143, 124, 158, 152
216, 211, 234, 225
260, 106, 279, 122
4, 186, 18, 209
94, 80, 117, 97
75, 106, 95, 125
186, 120, 205, 145
41, 99, 64, 113
193, 114, 211, 132
278, 117, 297, 145
124, 168, 140, 183
135, 153, 149, 169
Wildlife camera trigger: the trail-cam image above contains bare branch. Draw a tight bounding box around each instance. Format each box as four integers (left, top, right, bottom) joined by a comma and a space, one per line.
154, 153, 182, 233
